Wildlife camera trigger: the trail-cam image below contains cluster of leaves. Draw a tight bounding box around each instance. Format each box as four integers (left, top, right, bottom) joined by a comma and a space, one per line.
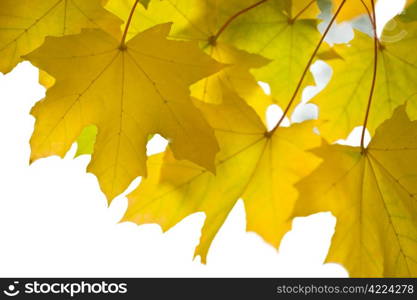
1, 0, 417, 277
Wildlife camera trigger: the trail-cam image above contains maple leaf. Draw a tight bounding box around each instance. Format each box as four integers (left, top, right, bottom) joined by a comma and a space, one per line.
313, 13, 417, 141
123, 85, 321, 262
221, 0, 323, 114
294, 105, 417, 277
106, 0, 275, 122
0, 0, 122, 74
332, 0, 416, 21
25, 23, 223, 202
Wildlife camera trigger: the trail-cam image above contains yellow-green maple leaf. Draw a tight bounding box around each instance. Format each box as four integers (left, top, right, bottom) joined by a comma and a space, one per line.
0, 0, 122, 74
124, 85, 321, 262
25, 23, 223, 202
106, 0, 275, 122
222, 0, 322, 113
294, 105, 417, 277
314, 15, 417, 141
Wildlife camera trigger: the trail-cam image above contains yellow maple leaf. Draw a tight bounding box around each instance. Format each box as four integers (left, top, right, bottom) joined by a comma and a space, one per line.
294, 104, 417, 277
0, 0, 122, 74
25, 23, 223, 202
313, 16, 417, 141
124, 85, 321, 262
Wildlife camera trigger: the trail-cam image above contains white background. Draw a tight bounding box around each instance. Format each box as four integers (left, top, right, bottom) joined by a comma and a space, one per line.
0, 0, 405, 277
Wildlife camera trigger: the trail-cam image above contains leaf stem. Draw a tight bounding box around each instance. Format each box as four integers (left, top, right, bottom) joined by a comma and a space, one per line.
360, 0, 378, 152
269, 0, 347, 134
120, 0, 140, 47
211, 0, 269, 44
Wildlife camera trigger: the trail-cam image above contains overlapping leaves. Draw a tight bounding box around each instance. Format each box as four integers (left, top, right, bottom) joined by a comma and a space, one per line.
314, 13, 417, 141
0, 0, 122, 74
125, 86, 320, 262
294, 105, 417, 277
26, 23, 223, 201
1, 0, 417, 277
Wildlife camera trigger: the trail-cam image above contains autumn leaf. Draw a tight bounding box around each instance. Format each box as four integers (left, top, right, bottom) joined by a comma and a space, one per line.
25, 23, 223, 202
106, 0, 319, 41
123, 85, 321, 262
313, 13, 417, 141
294, 105, 417, 277
0, 0, 122, 74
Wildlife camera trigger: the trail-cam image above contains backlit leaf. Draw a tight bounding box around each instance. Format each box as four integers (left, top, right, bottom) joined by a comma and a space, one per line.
26, 23, 223, 202
294, 105, 417, 277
